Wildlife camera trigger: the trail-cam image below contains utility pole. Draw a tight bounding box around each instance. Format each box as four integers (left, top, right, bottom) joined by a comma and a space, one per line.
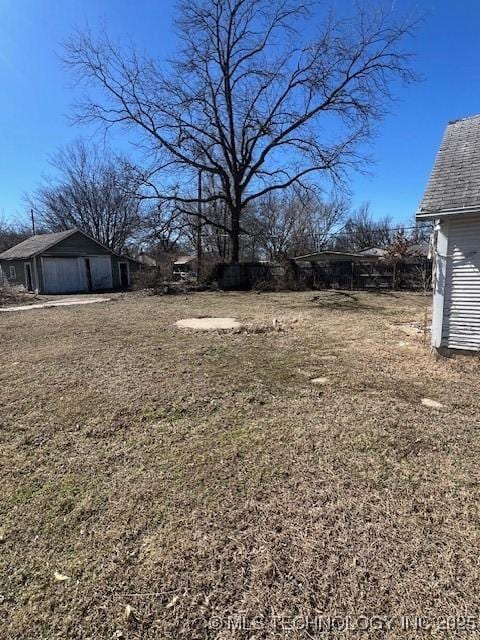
196, 170, 203, 282
31, 209, 36, 235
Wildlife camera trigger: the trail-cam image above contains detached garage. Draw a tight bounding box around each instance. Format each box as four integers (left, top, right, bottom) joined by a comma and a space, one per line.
0, 229, 140, 294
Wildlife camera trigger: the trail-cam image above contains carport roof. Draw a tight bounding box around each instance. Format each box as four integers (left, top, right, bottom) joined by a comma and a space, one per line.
0, 229, 77, 260
294, 250, 378, 263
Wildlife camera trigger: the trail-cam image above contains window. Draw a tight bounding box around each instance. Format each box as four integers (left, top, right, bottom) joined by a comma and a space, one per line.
9, 266, 16, 279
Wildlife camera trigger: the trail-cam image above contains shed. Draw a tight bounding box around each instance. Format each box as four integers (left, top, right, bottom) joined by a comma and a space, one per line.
417, 114, 480, 353
0, 229, 141, 294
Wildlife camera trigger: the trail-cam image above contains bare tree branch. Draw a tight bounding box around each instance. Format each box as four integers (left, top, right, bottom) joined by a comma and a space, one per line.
27, 141, 143, 252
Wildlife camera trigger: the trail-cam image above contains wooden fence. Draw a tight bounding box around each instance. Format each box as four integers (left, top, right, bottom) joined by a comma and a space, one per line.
213, 259, 431, 291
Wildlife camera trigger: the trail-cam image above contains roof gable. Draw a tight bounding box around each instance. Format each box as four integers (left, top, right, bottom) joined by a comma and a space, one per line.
0, 228, 142, 262
0, 230, 77, 260
0, 229, 125, 260
418, 115, 480, 216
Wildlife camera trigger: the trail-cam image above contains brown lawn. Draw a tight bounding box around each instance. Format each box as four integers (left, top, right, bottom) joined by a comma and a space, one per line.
1, 290, 480, 639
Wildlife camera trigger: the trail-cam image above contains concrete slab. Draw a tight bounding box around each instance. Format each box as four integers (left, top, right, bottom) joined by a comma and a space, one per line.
176, 317, 241, 330
0, 297, 112, 312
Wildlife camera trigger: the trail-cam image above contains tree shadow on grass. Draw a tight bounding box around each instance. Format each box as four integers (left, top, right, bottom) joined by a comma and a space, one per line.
309, 290, 391, 312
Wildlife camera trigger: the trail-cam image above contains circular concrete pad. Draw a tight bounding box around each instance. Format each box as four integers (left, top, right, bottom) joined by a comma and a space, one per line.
311, 376, 329, 385
176, 317, 242, 330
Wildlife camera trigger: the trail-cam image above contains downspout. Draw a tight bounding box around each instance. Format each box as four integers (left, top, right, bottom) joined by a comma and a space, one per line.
431, 220, 448, 349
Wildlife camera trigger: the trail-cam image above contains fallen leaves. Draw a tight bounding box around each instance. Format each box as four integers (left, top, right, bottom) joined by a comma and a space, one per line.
166, 595, 179, 609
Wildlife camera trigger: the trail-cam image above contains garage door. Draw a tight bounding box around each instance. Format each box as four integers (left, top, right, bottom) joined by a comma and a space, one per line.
42, 258, 88, 294
89, 256, 113, 290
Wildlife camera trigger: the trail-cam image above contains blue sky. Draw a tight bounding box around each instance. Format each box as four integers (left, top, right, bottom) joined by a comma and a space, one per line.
1, 0, 480, 225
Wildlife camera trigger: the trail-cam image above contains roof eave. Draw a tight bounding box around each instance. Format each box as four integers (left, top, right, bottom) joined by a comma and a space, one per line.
294, 251, 379, 263
416, 205, 480, 220
0, 229, 78, 260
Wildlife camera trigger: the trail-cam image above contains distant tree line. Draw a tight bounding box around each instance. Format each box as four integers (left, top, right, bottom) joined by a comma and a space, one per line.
0, 218, 32, 254
2, 138, 432, 265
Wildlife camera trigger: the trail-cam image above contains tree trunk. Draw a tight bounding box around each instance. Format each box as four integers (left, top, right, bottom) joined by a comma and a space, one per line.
230, 207, 241, 263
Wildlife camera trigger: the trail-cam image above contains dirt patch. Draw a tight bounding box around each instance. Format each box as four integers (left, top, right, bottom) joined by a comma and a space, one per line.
176, 317, 242, 330
397, 322, 424, 337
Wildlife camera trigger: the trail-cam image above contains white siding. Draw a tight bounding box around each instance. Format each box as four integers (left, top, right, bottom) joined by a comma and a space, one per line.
442, 215, 480, 351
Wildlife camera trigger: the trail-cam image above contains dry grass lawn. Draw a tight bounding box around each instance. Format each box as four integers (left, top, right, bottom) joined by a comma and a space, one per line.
1, 290, 480, 639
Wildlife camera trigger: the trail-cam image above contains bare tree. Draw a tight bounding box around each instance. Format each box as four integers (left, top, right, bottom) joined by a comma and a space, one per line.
334, 203, 394, 251
254, 186, 348, 260
64, 0, 417, 262
409, 217, 433, 244
174, 173, 235, 261
382, 230, 410, 289
141, 202, 189, 254
0, 216, 32, 253
27, 141, 143, 253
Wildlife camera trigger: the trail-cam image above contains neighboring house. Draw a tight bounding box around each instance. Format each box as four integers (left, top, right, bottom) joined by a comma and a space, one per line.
295, 250, 379, 264
356, 247, 387, 258
173, 255, 197, 279
294, 247, 430, 290
417, 114, 480, 353
358, 245, 429, 263
0, 229, 141, 294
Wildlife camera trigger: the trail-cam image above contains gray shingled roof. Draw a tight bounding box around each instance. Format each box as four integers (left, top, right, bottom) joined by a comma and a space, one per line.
0, 229, 76, 260
418, 115, 480, 216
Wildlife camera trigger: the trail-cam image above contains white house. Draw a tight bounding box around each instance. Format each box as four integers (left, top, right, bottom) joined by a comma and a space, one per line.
417, 115, 480, 353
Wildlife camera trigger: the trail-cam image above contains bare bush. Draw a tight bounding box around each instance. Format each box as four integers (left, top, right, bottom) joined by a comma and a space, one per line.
0, 282, 30, 307
132, 268, 169, 295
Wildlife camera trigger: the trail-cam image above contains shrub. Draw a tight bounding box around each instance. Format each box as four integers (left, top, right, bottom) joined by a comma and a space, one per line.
133, 267, 169, 294
0, 283, 29, 307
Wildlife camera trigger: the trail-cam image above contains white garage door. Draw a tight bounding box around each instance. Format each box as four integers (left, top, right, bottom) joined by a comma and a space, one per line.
89, 256, 113, 290
42, 258, 88, 294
